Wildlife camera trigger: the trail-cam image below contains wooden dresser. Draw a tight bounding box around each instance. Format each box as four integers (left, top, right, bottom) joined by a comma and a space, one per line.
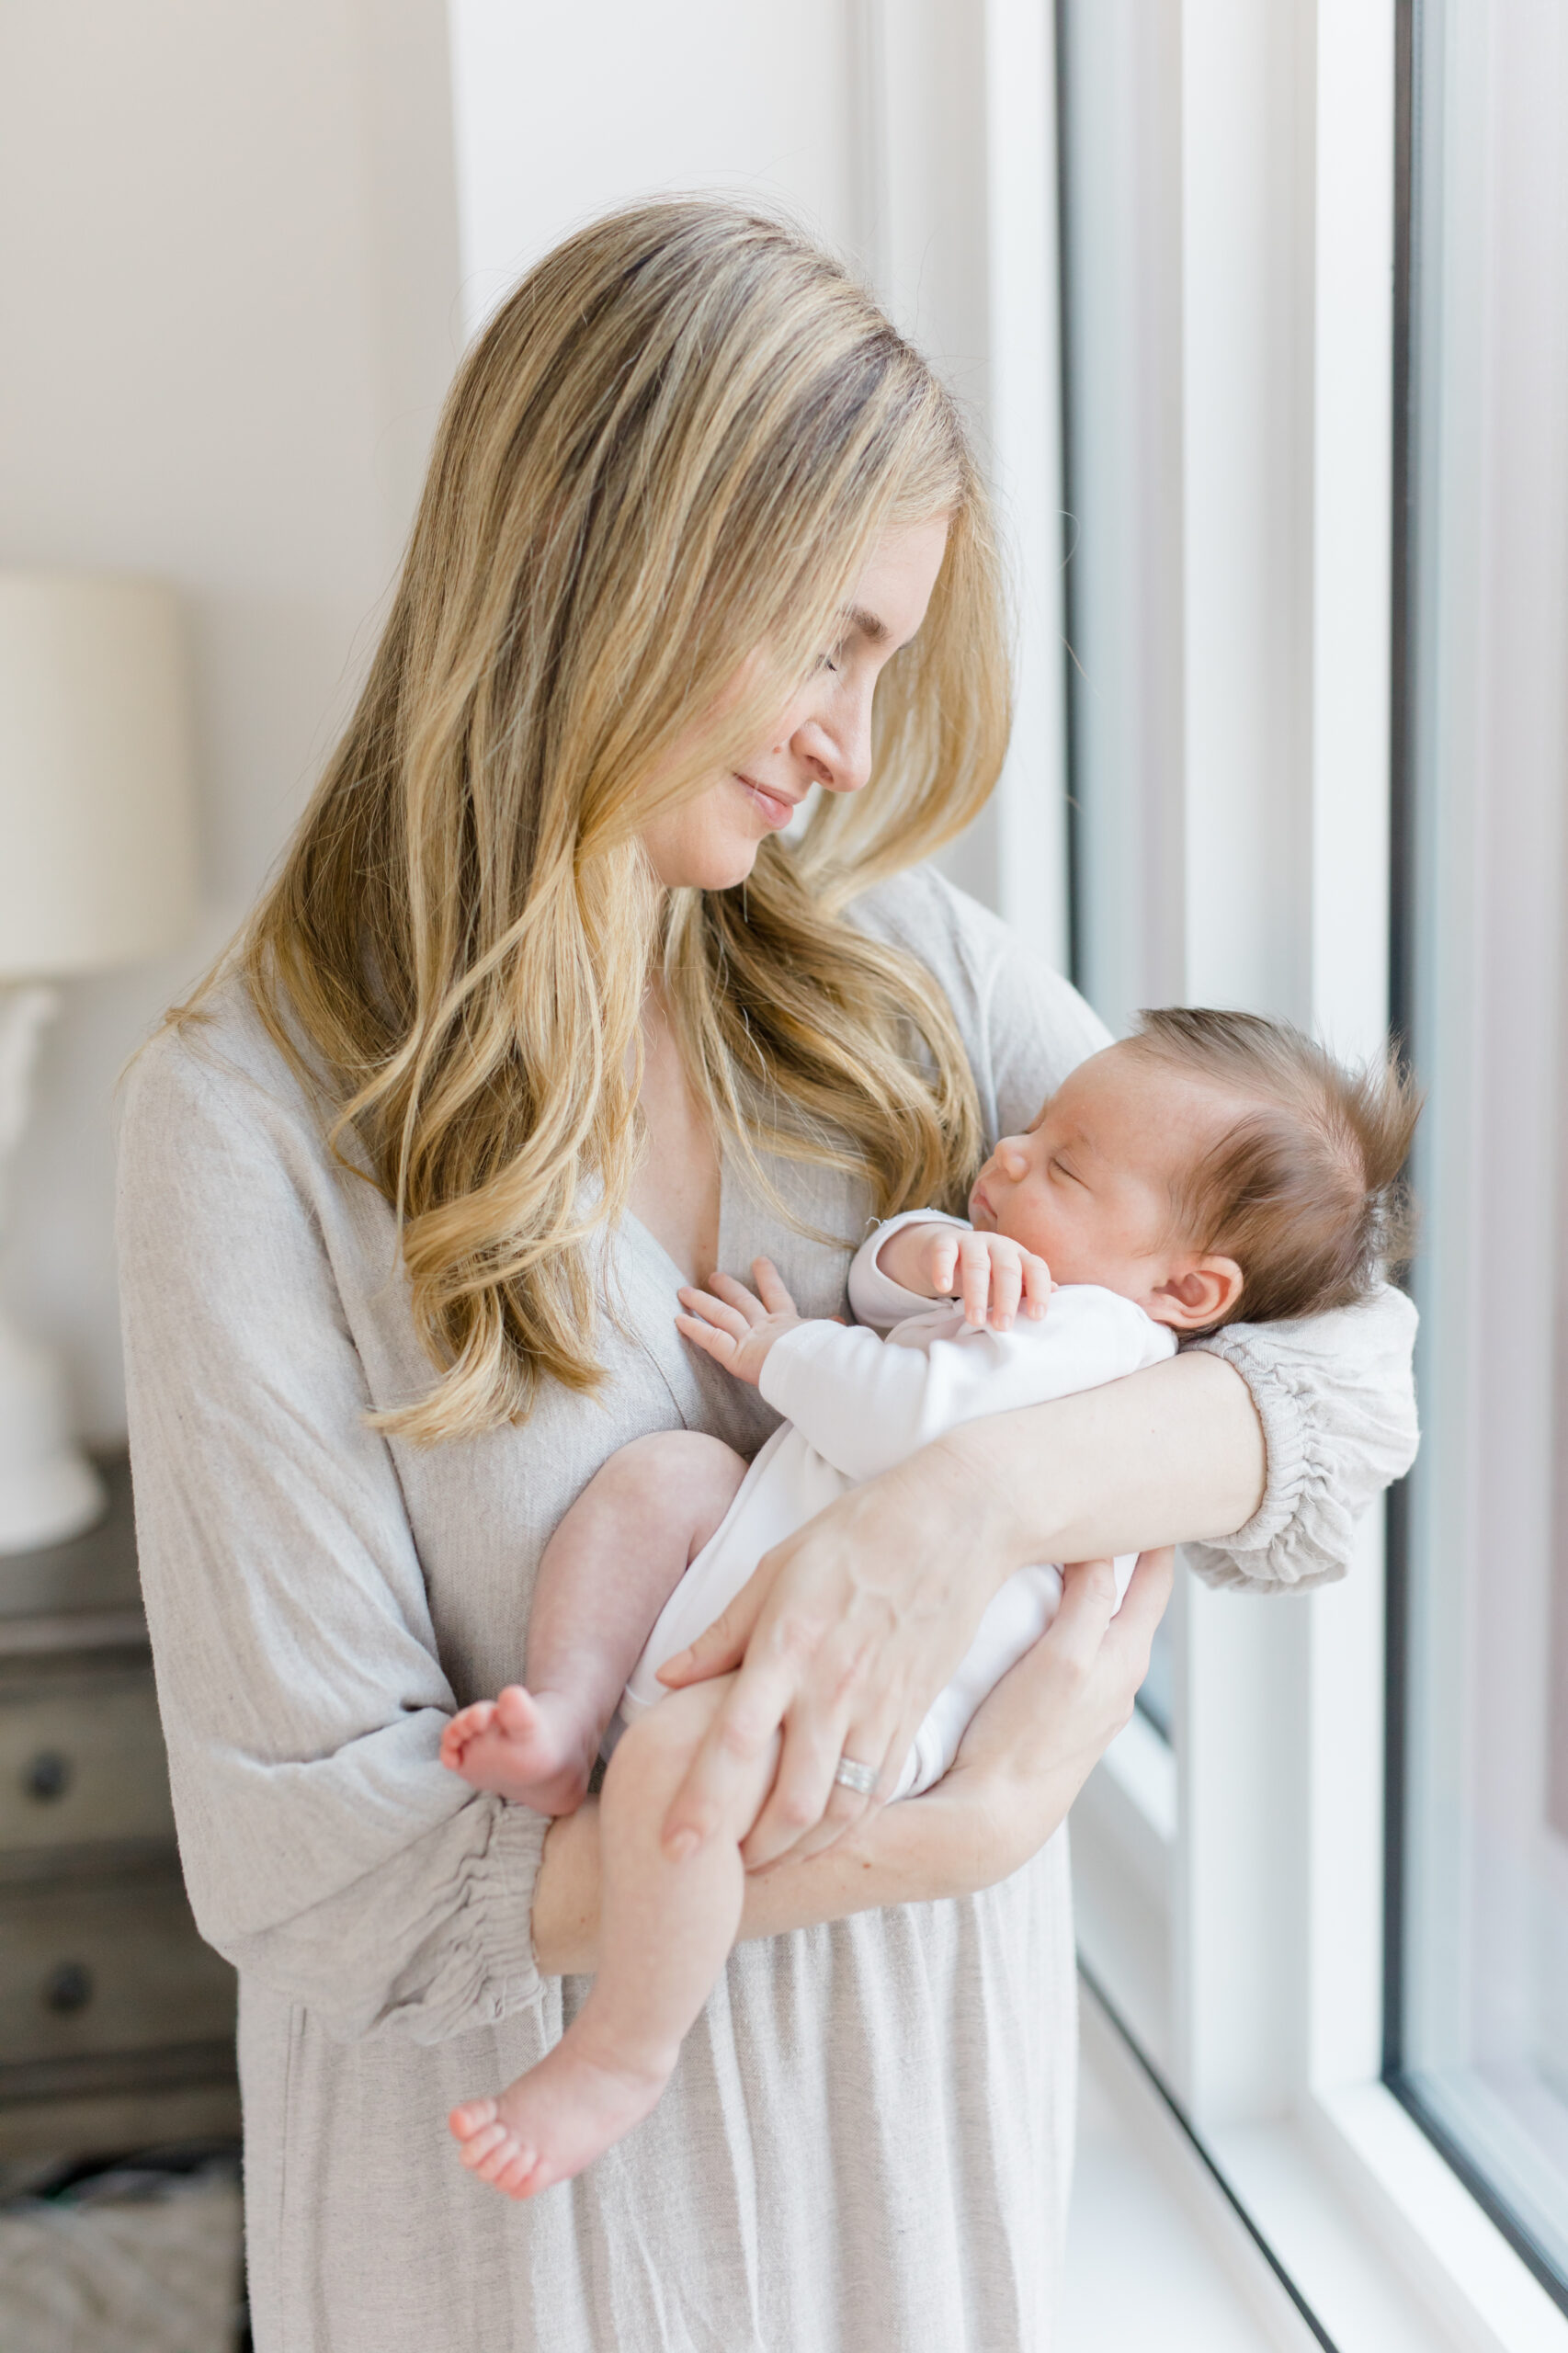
0, 1457, 239, 2164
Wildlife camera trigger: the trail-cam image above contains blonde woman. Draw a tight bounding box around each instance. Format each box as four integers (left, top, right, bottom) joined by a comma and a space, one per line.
118, 201, 1417, 2352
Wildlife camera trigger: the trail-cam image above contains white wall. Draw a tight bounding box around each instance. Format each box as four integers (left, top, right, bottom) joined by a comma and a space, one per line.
0, 0, 462, 1441
449, 0, 864, 334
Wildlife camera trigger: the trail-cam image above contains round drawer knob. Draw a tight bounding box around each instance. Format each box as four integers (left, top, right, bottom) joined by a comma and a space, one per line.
42, 1961, 94, 2016
22, 1750, 73, 1802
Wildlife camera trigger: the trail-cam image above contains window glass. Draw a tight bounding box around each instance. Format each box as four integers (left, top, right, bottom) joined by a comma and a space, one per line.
1392, 0, 1568, 2301
1053, 0, 1185, 1742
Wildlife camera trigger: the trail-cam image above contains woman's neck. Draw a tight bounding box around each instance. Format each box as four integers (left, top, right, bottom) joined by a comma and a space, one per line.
628, 981, 721, 1287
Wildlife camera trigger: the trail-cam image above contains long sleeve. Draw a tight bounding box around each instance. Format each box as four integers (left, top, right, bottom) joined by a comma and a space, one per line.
758, 1287, 1176, 1485
847, 869, 1422, 1594
846, 1209, 970, 1331
1184, 1286, 1420, 1591
116, 1029, 548, 2046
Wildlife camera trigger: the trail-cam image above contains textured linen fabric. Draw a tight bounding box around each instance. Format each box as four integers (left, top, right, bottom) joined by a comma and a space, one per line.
620, 1247, 1174, 1798
115, 865, 1418, 2353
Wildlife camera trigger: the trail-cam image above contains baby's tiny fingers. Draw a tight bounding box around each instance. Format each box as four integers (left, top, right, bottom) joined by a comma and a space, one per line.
677, 1284, 752, 1336
676, 1313, 735, 1364
707, 1271, 768, 1324
1022, 1253, 1052, 1317
930, 1234, 960, 1292
958, 1237, 992, 1326
989, 1251, 1023, 1330
751, 1256, 800, 1316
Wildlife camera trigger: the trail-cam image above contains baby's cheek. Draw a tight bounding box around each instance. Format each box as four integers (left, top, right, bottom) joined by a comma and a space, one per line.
1005, 1190, 1060, 1263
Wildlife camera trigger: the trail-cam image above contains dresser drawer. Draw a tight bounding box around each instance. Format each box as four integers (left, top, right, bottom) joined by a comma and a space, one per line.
0, 1870, 234, 2073
0, 1672, 175, 1855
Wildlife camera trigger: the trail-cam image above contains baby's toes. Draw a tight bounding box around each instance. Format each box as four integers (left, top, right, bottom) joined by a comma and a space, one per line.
493, 2145, 541, 2200
493, 1685, 536, 1737
449, 2096, 499, 2144
456, 2125, 510, 2175
441, 1702, 494, 1758
474, 2131, 535, 2188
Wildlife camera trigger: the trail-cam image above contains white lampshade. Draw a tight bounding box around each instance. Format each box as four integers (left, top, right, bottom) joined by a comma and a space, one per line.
0, 572, 198, 980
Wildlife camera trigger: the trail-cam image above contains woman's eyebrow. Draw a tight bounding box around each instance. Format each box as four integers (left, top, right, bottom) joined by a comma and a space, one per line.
844, 604, 890, 645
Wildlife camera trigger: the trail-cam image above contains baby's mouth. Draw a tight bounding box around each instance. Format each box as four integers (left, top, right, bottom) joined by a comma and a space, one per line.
970, 1182, 994, 1224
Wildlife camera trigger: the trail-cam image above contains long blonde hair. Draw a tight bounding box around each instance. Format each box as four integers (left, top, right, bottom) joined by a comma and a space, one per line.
213, 199, 1011, 1439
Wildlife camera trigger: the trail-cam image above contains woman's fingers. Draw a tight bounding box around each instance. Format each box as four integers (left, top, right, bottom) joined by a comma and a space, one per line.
1044, 1556, 1124, 1673
739, 1668, 908, 1869
948, 1552, 1175, 1824
658, 1647, 798, 1858
738, 1696, 864, 1870
1100, 1547, 1175, 1683
664, 1457, 1012, 1870
654, 1556, 778, 1688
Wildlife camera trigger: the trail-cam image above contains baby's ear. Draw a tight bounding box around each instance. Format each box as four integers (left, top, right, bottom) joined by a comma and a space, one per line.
1148, 1256, 1244, 1331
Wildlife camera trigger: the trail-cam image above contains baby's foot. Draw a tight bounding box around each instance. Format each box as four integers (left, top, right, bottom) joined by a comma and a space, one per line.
449, 2028, 674, 2200
438, 1686, 597, 1814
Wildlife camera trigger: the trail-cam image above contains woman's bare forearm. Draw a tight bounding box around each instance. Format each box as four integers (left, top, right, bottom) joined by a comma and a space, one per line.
943, 1347, 1266, 1574
530, 1782, 1000, 1978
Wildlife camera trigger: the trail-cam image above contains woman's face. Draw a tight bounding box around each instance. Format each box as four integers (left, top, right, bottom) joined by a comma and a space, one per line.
640, 517, 950, 892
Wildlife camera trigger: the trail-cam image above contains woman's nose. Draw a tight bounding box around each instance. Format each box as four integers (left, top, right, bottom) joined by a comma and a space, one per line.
788, 679, 874, 794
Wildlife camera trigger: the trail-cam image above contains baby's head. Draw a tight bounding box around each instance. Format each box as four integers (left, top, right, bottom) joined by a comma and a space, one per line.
969, 1009, 1420, 1332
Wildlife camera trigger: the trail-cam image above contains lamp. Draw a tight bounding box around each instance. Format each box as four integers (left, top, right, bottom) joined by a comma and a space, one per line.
0, 574, 198, 1552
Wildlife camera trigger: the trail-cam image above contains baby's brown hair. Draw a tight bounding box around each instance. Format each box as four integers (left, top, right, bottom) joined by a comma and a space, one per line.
1128, 1008, 1421, 1327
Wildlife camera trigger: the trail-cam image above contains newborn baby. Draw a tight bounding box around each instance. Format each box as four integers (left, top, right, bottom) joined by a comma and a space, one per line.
441, 1007, 1417, 2200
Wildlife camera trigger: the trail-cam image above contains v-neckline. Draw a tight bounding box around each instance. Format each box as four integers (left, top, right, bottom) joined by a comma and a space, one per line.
622, 1129, 734, 1294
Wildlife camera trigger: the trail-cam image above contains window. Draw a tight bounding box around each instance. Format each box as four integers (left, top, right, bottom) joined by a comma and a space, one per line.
1387, 0, 1568, 2307
1055, 1, 1568, 2341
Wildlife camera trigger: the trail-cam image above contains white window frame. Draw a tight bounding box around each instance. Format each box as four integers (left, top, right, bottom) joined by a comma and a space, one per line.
1051, 3, 1568, 2347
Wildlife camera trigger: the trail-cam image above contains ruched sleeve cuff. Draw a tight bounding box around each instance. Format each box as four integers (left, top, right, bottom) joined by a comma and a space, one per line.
384, 1797, 552, 2046
1182, 1287, 1419, 1595
242, 1790, 554, 2050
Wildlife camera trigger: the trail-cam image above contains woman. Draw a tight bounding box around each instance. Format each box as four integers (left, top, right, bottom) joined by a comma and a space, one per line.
118, 201, 1416, 2350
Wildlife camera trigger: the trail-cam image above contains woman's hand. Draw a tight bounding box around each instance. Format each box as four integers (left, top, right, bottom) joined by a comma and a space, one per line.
654, 1430, 1034, 1870
653, 1348, 1260, 1874
938, 1548, 1173, 1864
530, 1550, 1174, 1976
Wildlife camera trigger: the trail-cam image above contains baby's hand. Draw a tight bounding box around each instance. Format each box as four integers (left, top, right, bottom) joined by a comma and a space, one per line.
676, 1256, 805, 1386
880, 1221, 1051, 1331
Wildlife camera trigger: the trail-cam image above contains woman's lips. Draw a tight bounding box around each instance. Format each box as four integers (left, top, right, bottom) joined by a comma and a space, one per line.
735, 773, 799, 831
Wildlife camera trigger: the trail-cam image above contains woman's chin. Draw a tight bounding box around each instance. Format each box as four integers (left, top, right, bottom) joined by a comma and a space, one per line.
683, 839, 765, 892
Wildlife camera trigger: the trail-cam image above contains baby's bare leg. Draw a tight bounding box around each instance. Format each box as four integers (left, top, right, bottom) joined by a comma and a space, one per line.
440, 1430, 746, 1814
449, 1674, 774, 2199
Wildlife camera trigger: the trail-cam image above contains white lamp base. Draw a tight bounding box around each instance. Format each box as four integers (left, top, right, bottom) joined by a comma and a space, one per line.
0, 1310, 106, 1553
0, 983, 108, 1554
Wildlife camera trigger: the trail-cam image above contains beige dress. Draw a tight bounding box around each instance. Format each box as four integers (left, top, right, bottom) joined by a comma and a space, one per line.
115, 868, 1420, 2352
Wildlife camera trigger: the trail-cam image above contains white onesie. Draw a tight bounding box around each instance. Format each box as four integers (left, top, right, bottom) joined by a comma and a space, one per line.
618, 1210, 1176, 1798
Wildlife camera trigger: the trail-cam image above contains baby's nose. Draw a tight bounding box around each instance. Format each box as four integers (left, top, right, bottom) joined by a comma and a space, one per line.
995, 1141, 1029, 1179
